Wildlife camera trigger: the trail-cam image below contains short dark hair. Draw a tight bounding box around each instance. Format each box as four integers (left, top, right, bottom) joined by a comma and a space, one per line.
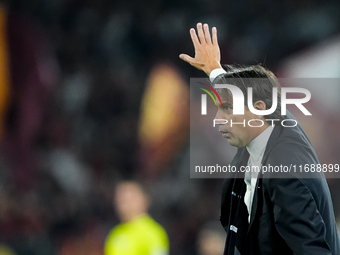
213, 64, 285, 121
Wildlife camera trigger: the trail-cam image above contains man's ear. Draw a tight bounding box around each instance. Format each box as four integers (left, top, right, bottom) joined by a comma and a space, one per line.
253, 100, 267, 119
253, 100, 266, 111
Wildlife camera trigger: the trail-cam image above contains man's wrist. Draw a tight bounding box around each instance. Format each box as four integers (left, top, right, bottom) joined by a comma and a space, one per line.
209, 68, 227, 82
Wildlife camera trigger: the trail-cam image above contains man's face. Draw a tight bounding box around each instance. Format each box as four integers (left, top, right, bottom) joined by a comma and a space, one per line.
114, 182, 148, 222
214, 92, 260, 148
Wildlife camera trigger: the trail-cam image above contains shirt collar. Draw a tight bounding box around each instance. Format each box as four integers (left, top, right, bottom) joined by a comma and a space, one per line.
246, 125, 274, 161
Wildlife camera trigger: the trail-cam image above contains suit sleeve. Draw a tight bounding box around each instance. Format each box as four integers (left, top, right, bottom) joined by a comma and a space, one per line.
265, 176, 332, 255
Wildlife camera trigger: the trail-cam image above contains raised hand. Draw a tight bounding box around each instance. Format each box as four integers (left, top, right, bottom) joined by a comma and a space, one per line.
179, 23, 222, 76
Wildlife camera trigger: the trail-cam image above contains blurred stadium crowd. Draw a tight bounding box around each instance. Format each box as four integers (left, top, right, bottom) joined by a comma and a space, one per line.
0, 0, 339, 254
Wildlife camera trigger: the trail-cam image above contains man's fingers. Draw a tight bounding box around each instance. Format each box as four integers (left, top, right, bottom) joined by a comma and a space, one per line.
203, 24, 212, 45
196, 23, 206, 45
212, 27, 218, 46
190, 28, 200, 48
179, 54, 195, 64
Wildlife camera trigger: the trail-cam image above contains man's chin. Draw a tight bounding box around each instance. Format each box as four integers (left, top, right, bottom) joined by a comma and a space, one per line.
227, 139, 242, 148
226, 138, 236, 146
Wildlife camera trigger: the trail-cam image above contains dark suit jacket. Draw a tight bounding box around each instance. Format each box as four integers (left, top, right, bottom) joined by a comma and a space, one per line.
220, 112, 340, 255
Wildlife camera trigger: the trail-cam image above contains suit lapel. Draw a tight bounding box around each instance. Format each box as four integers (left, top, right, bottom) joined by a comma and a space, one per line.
221, 147, 248, 205
248, 177, 262, 231
261, 124, 282, 164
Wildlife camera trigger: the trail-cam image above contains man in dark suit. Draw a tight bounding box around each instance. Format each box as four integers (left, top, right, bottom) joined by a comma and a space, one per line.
180, 22, 340, 254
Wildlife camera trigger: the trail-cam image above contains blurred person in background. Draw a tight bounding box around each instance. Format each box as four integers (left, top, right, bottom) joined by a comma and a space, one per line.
196, 222, 225, 255
104, 181, 169, 255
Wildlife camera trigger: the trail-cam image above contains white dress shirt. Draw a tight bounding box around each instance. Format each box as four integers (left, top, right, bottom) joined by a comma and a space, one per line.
244, 126, 274, 222
209, 68, 227, 82
209, 68, 274, 222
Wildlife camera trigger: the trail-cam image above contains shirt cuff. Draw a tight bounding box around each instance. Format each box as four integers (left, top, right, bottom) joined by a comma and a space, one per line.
209, 68, 227, 82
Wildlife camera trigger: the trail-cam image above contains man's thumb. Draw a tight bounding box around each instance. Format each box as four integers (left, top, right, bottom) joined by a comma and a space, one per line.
179, 54, 194, 64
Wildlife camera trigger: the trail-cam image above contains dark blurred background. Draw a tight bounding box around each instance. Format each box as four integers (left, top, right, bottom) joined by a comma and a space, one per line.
0, 0, 339, 254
